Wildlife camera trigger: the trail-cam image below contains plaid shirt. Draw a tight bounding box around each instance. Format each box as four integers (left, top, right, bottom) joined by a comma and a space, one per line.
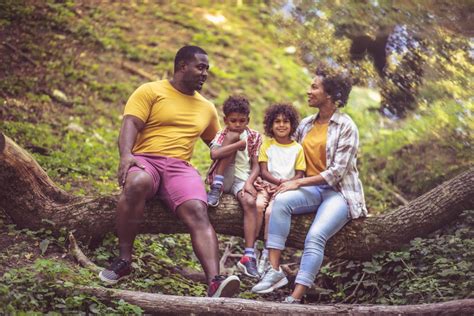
206, 127, 262, 185
294, 110, 368, 219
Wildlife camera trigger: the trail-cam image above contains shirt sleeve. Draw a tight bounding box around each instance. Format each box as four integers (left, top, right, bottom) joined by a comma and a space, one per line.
320, 121, 359, 187
294, 145, 306, 171
258, 138, 270, 162
201, 105, 221, 144
123, 83, 155, 123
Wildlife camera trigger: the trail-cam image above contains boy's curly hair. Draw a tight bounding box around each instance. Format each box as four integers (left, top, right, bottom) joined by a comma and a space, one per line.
263, 103, 300, 137
316, 64, 353, 108
222, 95, 250, 116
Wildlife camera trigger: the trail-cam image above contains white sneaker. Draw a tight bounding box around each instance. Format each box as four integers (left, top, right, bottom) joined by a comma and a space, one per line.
251, 266, 288, 294
257, 255, 269, 277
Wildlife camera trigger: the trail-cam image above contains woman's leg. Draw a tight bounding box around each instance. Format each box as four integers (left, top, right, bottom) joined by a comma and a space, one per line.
291, 188, 350, 299
252, 186, 323, 293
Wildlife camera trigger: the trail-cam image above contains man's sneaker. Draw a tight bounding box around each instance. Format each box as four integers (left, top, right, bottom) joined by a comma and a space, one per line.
98, 258, 132, 285
208, 275, 240, 298
207, 183, 222, 207
237, 255, 259, 278
251, 266, 288, 294
257, 254, 269, 277
283, 295, 302, 304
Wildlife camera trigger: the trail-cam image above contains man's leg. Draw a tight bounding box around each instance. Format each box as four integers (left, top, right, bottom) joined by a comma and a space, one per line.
175, 199, 240, 297
116, 171, 154, 261
99, 171, 153, 284
175, 199, 219, 284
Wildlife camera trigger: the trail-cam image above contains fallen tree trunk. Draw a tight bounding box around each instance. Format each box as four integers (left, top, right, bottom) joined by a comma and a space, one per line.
1, 132, 473, 260
77, 286, 474, 315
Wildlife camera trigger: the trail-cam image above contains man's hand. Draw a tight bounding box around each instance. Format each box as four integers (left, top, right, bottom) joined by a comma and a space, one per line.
241, 181, 257, 198
117, 154, 145, 187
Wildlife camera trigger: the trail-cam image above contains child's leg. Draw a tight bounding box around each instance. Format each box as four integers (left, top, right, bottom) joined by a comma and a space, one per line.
236, 185, 260, 278
264, 197, 275, 243
208, 134, 240, 206
255, 189, 270, 240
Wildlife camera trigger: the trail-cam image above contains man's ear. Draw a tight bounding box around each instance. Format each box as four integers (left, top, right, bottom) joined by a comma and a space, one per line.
177, 60, 187, 72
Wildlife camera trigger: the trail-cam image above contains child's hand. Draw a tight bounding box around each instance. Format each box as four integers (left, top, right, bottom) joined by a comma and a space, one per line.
241, 181, 257, 198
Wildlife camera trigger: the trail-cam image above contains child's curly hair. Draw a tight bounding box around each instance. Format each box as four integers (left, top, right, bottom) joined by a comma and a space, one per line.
263, 103, 300, 138
222, 95, 250, 116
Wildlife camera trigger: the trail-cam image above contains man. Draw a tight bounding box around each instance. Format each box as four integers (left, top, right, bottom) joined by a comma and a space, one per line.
98, 46, 240, 298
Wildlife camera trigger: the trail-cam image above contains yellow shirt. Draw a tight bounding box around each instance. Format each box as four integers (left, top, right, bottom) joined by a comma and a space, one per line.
123, 80, 220, 162
302, 122, 328, 176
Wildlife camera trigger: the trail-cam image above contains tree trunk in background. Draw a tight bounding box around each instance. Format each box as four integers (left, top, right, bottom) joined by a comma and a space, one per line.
1, 132, 473, 260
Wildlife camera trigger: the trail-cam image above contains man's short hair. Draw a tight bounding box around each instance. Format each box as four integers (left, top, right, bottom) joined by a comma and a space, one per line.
222, 95, 250, 116
174, 45, 207, 73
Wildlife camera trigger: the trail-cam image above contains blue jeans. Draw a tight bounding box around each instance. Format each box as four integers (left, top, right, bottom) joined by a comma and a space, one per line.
266, 185, 350, 287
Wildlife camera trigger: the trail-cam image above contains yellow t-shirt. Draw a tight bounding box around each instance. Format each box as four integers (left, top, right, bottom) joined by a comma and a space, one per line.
302, 122, 328, 176
123, 80, 220, 162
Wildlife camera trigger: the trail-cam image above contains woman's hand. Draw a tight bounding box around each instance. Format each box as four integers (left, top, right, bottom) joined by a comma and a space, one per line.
274, 179, 301, 196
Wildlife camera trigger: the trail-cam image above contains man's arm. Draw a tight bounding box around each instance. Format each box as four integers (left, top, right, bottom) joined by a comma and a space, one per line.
117, 115, 146, 186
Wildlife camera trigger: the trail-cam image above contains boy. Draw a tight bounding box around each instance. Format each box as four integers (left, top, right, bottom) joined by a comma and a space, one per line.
254, 103, 305, 276
206, 95, 262, 278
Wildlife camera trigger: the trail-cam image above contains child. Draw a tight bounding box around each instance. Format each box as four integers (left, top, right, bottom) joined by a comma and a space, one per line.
206, 95, 262, 278
254, 103, 305, 276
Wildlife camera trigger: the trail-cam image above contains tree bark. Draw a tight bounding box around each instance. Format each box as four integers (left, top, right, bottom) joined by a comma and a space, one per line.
77, 286, 474, 315
1, 132, 473, 260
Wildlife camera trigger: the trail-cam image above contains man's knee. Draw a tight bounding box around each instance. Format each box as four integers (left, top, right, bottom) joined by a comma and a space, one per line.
178, 200, 211, 228
122, 172, 153, 201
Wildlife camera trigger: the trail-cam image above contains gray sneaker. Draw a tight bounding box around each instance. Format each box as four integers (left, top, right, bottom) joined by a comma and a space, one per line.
257, 254, 269, 277
251, 266, 288, 294
283, 295, 301, 304
207, 183, 222, 207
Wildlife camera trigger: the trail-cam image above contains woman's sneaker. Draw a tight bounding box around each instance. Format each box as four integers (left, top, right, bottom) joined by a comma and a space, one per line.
207, 275, 241, 298
237, 255, 259, 278
251, 266, 288, 294
98, 258, 132, 284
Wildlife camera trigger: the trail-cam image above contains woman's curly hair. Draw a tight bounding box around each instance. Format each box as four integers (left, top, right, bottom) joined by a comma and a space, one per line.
263, 103, 300, 138
316, 64, 353, 108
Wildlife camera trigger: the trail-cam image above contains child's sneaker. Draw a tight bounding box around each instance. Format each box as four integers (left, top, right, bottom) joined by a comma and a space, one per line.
207, 275, 240, 297
207, 183, 222, 207
98, 258, 132, 284
283, 295, 302, 304
237, 255, 259, 278
257, 254, 269, 276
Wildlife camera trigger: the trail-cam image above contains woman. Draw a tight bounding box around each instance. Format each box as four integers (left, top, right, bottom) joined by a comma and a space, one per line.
251, 66, 367, 303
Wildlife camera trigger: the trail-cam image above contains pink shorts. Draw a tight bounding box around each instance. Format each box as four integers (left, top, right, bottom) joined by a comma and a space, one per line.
128, 154, 207, 212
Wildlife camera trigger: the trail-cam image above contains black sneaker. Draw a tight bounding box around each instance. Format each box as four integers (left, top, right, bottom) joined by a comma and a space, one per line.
98, 258, 132, 284
207, 275, 240, 298
237, 255, 260, 278
207, 183, 223, 207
